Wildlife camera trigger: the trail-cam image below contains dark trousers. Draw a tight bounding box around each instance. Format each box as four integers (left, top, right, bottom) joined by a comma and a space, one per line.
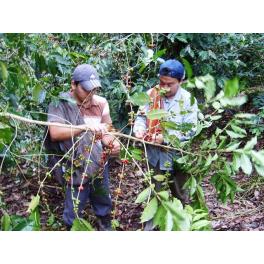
151, 163, 189, 205
63, 164, 112, 227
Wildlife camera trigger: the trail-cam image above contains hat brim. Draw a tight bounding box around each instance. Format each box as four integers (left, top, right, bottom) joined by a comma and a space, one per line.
80, 80, 101, 91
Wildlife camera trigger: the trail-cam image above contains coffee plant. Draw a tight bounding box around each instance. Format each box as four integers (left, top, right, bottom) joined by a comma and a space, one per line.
0, 33, 264, 231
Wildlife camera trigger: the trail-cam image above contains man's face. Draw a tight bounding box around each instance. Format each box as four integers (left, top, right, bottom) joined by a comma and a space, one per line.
71, 81, 95, 105
159, 75, 181, 98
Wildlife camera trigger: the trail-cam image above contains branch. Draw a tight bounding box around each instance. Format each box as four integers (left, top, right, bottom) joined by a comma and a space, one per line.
0, 112, 190, 153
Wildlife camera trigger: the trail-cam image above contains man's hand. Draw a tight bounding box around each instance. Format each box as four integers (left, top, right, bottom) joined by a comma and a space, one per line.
151, 133, 163, 144
134, 130, 146, 139
102, 135, 120, 157
109, 140, 120, 156
80, 123, 108, 134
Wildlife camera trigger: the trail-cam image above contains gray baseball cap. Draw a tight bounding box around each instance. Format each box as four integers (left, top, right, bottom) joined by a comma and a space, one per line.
72, 64, 101, 91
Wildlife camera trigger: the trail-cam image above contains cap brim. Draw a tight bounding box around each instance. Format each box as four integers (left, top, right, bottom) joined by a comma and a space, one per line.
80, 80, 101, 91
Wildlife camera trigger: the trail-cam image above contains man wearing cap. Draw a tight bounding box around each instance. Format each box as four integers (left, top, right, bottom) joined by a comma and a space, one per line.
133, 59, 198, 210
47, 64, 120, 230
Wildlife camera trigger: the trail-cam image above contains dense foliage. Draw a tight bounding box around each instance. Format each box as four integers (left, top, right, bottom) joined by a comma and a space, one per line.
0, 33, 263, 231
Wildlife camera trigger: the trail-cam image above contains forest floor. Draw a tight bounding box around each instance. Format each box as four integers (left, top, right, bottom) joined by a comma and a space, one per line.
1, 155, 264, 231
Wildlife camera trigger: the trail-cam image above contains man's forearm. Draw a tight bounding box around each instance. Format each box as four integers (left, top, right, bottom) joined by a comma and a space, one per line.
49, 124, 83, 142
133, 115, 147, 134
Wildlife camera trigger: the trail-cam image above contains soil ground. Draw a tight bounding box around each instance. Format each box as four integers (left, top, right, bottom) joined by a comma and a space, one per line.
1, 156, 264, 231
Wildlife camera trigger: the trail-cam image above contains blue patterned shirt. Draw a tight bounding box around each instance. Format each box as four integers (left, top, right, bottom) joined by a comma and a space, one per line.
133, 87, 198, 170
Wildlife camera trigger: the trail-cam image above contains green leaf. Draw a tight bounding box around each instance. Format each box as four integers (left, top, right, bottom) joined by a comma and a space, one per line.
198, 50, 208, 61
208, 50, 217, 60
130, 92, 151, 106
29, 208, 41, 231
158, 191, 169, 200
225, 142, 241, 151
139, 63, 147, 73
176, 156, 188, 164
36, 53, 47, 72
27, 195, 40, 213
153, 174, 166, 182
226, 130, 246, 139
215, 127, 222, 136
255, 164, 264, 177
71, 218, 94, 231
153, 205, 166, 229
189, 176, 197, 196
130, 148, 142, 161
235, 113, 256, 119
186, 45, 194, 58
244, 137, 257, 151
193, 212, 208, 222
230, 124, 247, 135
181, 58, 193, 79
161, 199, 191, 231
192, 220, 210, 230
111, 219, 120, 230
32, 83, 42, 103
47, 214, 55, 226
12, 219, 35, 231
220, 95, 247, 107
0, 122, 13, 151
232, 153, 241, 172
251, 151, 264, 165
190, 94, 195, 106
140, 197, 158, 223
217, 135, 227, 149
153, 49, 166, 61
165, 211, 173, 231
212, 101, 221, 110
48, 58, 58, 75
1, 214, 11, 231
0, 122, 11, 130
194, 75, 216, 101
195, 78, 205, 89
210, 115, 222, 121
196, 185, 206, 205
0, 61, 8, 80
10, 215, 36, 231
147, 109, 169, 120
204, 77, 216, 101
205, 153, 218, 167
240, 154, 252, 175
161, 121, 178, 130
175, 35, 188, 43
69, 52, 87, 60
135, 187, 151, 203
208, 135, 217, 149
163, 200, 185, 221
224, 78, 239, 97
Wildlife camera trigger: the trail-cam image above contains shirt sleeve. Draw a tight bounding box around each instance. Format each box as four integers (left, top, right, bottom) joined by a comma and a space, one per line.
101, 101, 112, 124
183, 97, 198, 137
47, 102, 67, 124
133, 104, 148, 134
101, 101, 115, 146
